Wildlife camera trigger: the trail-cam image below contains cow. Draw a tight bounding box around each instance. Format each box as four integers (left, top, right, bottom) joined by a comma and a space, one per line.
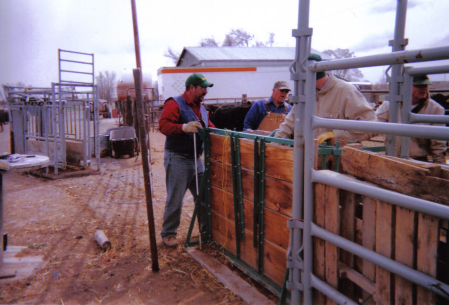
431, 94, 449, 114
206, 102, 252, 131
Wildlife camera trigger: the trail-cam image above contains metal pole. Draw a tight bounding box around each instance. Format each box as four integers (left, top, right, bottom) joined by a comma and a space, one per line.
133, 68, 159, 272
386, 0, 408, 157
130, 0, 142, 71
289, 0, 312, 303
193, 134, 202, 248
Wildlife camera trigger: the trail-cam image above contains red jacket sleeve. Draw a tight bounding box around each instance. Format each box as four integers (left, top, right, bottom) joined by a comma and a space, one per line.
159, 99, 184, 136
158, 97, 215, 135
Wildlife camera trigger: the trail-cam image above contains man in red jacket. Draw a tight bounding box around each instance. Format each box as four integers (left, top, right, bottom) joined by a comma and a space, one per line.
158, 73, 215, 247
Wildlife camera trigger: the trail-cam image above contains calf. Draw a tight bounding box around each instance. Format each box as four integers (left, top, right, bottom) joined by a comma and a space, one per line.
208, 103, 252, 131
431, 94, 449, 113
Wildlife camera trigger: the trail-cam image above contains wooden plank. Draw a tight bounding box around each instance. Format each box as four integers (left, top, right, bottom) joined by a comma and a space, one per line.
374, 200, 393, 305
394, 206, 415, 305
209, 134, 294, 183
381, 154, 443, 177
210, 211, 287, 285
210, 186, 290, 250
185, 248, 275, 305
263, 142, 294, 182
210, 160, 293, 217
362, 197, 377, 302
210, 185, 252, 230
209, 133, 234, 165
340, 191, 356, 266
416, 213, 438, 305
338, 262, 376, 296
313, 183, 327, 304
341, 146, 449, 205
324, 184, 340, 305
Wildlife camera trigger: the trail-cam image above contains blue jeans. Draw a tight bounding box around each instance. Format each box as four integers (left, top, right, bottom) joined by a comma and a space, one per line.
161, 150, 206, 238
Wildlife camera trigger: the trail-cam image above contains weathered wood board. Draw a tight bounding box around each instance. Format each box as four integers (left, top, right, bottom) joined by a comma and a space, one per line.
341, 146, 449, 204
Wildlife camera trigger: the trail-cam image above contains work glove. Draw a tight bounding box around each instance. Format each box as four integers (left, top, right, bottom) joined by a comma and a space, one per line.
182, 121, 202, 133
317, 131, 335, 144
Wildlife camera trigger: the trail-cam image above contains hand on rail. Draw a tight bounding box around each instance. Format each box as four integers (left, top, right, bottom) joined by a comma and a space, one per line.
317, 131, 335, 144
182, 121, 202, 133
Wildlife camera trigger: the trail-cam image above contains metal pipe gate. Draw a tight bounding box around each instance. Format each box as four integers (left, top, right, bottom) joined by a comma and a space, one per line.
290, 0, 449, 304
3, 49, 101, 174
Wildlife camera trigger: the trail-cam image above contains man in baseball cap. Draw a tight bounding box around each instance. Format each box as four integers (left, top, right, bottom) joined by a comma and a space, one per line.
376, 74, 447, 163
185, 73, 214, 88
158, 73, 215, 247
243, 80, 293, 131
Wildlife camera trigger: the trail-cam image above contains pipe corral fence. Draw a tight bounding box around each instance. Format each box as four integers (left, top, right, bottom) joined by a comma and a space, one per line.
180, 1, 449, 305
280, 0, 449, 303
3, 49, 101, 174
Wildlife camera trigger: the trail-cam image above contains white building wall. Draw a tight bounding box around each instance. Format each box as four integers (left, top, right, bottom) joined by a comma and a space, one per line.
157, 66, 294, 104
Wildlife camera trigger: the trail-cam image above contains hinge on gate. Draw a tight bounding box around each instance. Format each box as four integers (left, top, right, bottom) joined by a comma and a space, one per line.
292, 28, 313, 37
287, 260, 304, 270
287, 281, 304, 291
287, 218, 304, 229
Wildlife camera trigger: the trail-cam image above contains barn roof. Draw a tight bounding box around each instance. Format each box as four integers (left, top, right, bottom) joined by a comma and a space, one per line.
176, 47, 330, 67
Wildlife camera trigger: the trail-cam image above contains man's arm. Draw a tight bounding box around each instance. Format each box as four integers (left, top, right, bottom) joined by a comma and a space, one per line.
159, 99, 184, 136
375, 101, 390, 123
243, 103, 261, 131
333, 89, 377, 141
275, 105, 295, 139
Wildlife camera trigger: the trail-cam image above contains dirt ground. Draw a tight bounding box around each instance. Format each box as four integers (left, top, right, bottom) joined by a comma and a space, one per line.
0, 119, 278, 305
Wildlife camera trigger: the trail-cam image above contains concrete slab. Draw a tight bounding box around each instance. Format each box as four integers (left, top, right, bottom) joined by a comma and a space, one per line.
185, 247, 274, 305
0, 246, 47, 285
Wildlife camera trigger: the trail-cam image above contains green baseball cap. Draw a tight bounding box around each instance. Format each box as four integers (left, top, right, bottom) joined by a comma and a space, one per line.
413, 75, 432, 86
308, 53, 326, 80
185, 73, 214, 88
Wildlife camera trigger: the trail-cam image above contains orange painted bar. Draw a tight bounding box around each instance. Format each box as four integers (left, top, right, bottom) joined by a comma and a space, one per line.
157, 67, 257, 75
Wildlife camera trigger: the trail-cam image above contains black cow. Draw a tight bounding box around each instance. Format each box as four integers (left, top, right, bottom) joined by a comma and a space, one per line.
207, 102, 252, 131
431, 94, 449, 113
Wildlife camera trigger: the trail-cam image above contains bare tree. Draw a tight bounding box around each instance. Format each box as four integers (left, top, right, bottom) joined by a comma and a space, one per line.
266, 33, 275, 47
164, 47, 180, 64
323, 48, 366, 82
163, 29, 276, 66
96, 71, 117, 103
222, 29, 254, 47
200, 37, 220, 47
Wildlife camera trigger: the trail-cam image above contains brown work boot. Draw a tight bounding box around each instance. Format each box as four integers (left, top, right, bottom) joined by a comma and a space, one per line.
162, 236, 179, 247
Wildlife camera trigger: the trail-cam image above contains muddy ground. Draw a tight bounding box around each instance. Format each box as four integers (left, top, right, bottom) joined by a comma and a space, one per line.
0, 120, 278, 304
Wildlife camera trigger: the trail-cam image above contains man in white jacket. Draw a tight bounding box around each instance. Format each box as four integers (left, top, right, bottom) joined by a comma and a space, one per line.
275, 54, 377, 143
376, 74, 447, 164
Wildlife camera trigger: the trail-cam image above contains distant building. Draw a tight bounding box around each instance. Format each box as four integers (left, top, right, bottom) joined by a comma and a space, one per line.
157, 47, 329, 103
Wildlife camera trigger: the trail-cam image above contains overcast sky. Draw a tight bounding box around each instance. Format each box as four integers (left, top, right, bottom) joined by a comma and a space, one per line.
1, 0, 449, 90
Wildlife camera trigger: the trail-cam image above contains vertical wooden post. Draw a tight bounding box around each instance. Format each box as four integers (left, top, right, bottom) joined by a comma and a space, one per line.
416, 213, 438, 305
242, 94, 247, 104
394, 206, 416, 304
340, 191, 357, 300
313, 183, 339, 305
133, 68, 159, 272
362, 197, 377, 301
313, 183, 327, 304
324, 185, 339, 305
375, 201, 393, 304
